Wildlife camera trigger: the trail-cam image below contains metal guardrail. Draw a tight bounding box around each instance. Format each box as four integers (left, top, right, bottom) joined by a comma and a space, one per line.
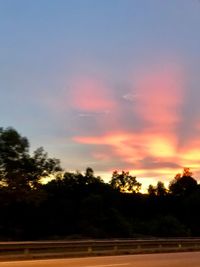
0, 239, 200, 260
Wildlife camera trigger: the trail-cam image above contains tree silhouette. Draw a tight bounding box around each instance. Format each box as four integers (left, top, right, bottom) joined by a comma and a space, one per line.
156, 181, 167, 196
148, 184, 156, 196
110, 170, 141, 193
0, 127, 61, 194
169, 168, 198, 196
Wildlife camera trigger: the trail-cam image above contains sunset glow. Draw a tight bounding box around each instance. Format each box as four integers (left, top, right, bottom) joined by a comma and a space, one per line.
71, 63, 192, 187
1, 0, 200, 189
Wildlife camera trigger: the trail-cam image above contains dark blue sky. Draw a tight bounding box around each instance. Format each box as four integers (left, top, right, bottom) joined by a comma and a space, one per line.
1, 0, 200, 188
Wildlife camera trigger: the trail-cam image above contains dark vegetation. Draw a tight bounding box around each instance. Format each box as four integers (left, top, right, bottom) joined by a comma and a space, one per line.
1, 127, 200, 240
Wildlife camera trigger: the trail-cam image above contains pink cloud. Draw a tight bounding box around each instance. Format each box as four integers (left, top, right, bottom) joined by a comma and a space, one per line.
69, 77, 115, 112
133, 64, 184, 132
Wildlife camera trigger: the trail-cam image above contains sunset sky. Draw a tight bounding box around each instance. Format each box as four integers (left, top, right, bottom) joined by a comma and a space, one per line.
1, 0, 200, 190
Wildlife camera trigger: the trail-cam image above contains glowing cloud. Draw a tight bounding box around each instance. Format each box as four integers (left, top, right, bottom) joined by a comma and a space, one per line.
133, 64, 184, 131
71, 62, 200, 189
73, 132, 144, 164
146, 134, 177, 158
69, 77, 115, 112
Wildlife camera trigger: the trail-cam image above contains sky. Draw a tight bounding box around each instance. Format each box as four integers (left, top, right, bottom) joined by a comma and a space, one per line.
1, 0, 200, 190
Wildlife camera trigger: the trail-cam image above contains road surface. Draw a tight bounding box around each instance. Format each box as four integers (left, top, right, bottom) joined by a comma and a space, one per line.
0, 252, 200, 267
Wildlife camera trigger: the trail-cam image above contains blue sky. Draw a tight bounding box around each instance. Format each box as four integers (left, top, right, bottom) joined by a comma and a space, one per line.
1, 0, 200, 188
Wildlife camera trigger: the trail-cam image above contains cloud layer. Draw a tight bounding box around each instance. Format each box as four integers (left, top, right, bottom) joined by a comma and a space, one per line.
45, 60, 200, 188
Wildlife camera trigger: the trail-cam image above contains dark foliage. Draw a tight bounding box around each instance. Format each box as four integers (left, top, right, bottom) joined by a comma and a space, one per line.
0, 127, 200, 240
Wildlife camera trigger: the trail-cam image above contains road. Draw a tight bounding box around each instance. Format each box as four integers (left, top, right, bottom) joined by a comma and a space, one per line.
0, 252, 200, 267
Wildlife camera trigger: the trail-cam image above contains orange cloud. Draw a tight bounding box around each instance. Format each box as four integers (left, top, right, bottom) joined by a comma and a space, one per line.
73, 131, 177, 167
73, 132, 144, 164
146, 134, 177, 158
74, 127, 200, 189
178, 138, 200, 171
130, 64, 185, 169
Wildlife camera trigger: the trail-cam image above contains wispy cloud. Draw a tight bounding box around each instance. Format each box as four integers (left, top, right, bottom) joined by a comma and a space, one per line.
122, 93, 138, 102
78, 110, 110, 117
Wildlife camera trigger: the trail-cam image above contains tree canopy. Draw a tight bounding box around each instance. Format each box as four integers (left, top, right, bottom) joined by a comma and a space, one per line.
0, 127, 61, 193
169, 168, 198, 196
110, 170, 141, 193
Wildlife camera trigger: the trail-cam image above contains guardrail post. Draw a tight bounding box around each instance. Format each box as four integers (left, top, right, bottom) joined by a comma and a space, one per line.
114, 245, 118, 253
88, 247, 92, 254
24, 248, 29, 256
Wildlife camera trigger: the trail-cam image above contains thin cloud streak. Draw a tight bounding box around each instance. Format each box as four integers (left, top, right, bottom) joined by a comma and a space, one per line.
122, 93, 138, 102
78, 110, 110, 117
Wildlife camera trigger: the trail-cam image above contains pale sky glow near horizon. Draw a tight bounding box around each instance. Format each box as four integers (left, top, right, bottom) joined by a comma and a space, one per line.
1, 0, 200, 190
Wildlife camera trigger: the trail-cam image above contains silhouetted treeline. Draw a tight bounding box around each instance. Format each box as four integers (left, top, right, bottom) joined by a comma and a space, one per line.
0, 127, 200, 240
